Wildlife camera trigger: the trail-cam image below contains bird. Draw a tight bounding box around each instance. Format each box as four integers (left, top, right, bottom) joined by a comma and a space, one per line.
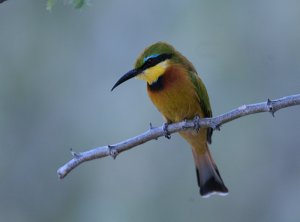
111, 42, 228, 197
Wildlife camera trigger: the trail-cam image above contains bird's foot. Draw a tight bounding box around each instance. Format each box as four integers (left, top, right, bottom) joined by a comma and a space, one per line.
163, 122, 171, 139
193, 115, 201, 132
182, 118, 189, 129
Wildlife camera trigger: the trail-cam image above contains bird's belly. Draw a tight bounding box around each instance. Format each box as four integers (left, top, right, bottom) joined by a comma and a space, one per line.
150, 87, 208, 154
148, 84, 204, 123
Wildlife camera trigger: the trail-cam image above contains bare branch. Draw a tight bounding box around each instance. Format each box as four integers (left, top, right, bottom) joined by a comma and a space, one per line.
57, 94, 300, 179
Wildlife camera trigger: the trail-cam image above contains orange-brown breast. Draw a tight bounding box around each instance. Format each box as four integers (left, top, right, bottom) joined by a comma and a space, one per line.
147, 64, 208, 154
147, 64, 205, 122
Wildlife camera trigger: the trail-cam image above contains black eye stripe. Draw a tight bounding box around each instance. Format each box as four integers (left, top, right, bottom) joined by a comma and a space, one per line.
141, 53, 172, 70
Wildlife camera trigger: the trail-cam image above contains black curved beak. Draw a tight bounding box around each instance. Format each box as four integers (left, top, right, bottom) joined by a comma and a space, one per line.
111, 68, 142, 91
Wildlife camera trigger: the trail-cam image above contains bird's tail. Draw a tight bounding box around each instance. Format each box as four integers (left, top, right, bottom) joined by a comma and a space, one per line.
192, 144, 228, 197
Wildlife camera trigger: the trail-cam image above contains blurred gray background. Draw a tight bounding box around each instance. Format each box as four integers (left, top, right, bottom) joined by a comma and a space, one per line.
1, 0, 300, 221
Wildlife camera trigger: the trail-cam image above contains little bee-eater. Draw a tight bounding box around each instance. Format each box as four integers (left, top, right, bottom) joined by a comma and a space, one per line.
111, 42, 228, 197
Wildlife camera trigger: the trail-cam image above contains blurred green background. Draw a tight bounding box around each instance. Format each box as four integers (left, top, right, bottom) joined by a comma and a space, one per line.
1, 0, 300, 221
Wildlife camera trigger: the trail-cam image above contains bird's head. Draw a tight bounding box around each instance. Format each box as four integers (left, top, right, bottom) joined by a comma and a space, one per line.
111, 42, 186, 91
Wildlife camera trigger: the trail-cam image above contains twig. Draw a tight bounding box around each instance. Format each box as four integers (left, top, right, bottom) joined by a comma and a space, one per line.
57, 94, 300, 179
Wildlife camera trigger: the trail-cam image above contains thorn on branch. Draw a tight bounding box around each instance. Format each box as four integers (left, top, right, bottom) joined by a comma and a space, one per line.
108, 145, 118, 159
163, 123, 171, 139
70, 148, 82, 158
267, 98, 275, 117
209, 119, 221, 131
214, 124, 221, 131
149, 122, 154, 130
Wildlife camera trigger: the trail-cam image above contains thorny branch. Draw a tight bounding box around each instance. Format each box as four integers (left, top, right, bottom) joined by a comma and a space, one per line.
57, 94, 300, 179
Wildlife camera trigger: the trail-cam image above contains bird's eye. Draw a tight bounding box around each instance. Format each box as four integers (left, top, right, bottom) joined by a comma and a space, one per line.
143, 54, 159, 66
141, 53, 172, 70
146, 57, 155, 64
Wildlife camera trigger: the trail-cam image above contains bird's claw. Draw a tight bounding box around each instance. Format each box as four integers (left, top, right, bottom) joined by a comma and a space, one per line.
163, 122, 171, 139
193, 116, 201, 132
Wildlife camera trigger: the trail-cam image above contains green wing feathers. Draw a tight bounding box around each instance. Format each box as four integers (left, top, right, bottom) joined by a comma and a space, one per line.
189, 71, 213, 143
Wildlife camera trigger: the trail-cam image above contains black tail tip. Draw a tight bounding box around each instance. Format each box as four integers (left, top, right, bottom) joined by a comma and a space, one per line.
200, 177, 229, 198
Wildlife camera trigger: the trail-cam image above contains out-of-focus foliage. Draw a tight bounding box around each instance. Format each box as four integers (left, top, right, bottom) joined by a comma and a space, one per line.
72, 0, 85, 8
46, 0, 56, 11
47, 0, 85, 11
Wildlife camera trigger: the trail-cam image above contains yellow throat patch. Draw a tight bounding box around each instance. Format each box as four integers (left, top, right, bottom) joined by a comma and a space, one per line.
136, 60, 169, 84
